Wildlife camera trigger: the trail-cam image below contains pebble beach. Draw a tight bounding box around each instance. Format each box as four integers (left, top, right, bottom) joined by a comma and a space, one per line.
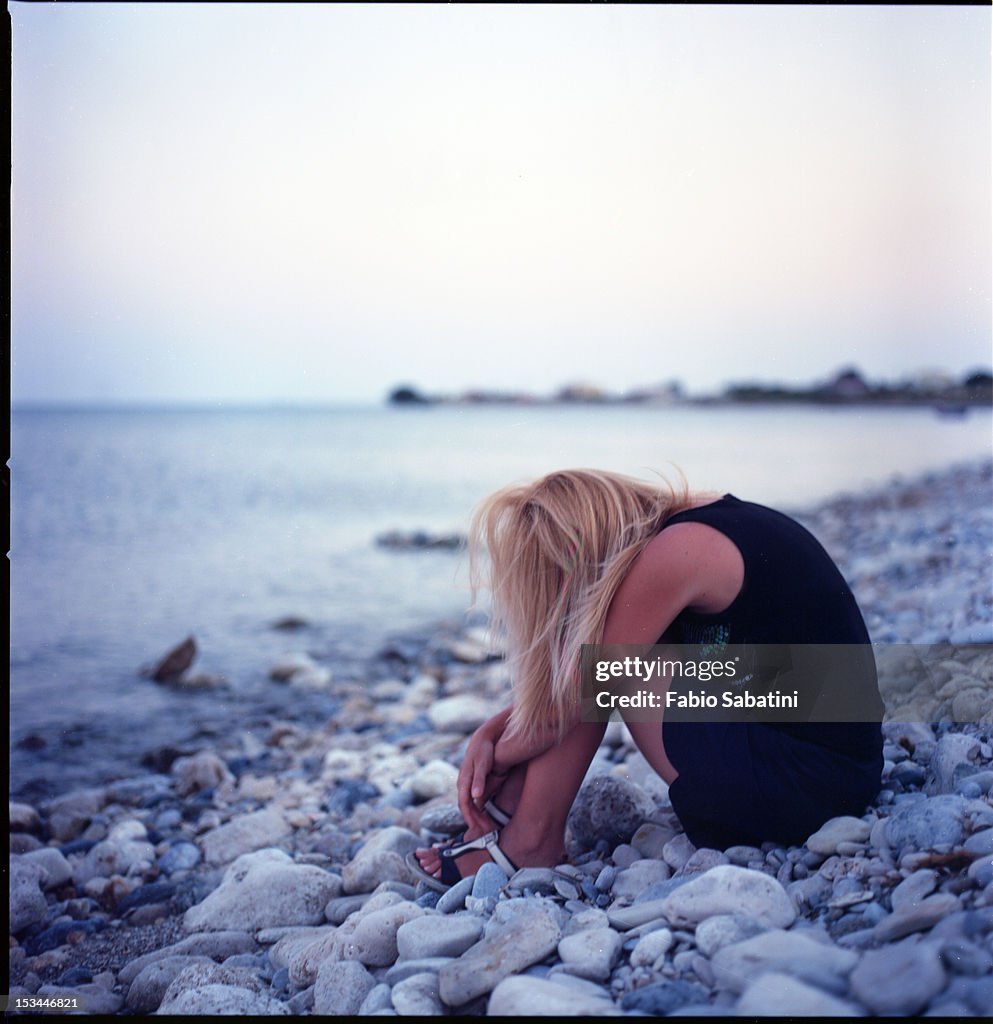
8, 456, 993, 1017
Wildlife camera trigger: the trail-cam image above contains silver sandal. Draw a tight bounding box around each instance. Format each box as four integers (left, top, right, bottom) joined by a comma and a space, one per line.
406, 828, 517, 893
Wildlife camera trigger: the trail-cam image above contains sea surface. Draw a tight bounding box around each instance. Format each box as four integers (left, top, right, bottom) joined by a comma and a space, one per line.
9, 403, 993, 797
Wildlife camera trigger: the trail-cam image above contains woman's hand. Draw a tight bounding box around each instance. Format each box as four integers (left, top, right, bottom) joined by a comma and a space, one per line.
457, 711, 510, 821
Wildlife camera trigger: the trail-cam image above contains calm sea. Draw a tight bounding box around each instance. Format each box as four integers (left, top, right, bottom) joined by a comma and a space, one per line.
9, 403, 992, 797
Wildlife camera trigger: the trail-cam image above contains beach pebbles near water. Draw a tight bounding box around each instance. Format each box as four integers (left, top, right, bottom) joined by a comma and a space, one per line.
8, 457, 993, 1016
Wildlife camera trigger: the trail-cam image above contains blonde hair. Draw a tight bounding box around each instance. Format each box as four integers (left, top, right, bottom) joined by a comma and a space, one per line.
469, 468, 699, 744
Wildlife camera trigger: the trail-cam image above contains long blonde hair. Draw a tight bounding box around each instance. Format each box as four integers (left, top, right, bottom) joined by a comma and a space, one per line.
469, 468, 698, 743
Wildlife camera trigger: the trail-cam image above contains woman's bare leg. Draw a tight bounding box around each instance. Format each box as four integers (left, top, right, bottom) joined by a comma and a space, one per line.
415, 720, 608, 879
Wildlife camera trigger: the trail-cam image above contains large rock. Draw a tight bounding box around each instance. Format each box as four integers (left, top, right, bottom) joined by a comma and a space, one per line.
848, 939, 947, 1015
312, 960, 376, 1016
335, 901, 425, 966
488, 975, 616, 1016
14, 848, 73, 891
567, 776, 657, 853
199, 809, 291, 866
156, 983, 290, 1015
117, 932, 257, 985
125, 956, 216, 1014
660, 866, 796, 929
9, 858, 48, 933
280, 929, 340, 989
341, 826, 420, 894
881, 795, 968, 854
711, 928, 857, 994
438, 904, 562, 1006
183, 849, 342, 932
556, 926, 623, 981
925, 733, 980, 795
396, 913, 484, 959
736, 971, 860, 1016
871, 893, 961, 942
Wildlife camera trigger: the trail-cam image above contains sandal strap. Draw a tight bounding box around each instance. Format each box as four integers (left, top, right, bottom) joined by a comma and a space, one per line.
483, 799, 512, 827
438, 829, 517, 878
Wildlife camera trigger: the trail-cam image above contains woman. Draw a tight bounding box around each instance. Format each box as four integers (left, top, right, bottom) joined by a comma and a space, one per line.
411, 469, 884, 889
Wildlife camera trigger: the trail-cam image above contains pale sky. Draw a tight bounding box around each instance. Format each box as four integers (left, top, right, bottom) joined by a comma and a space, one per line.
10, 3, 992, 404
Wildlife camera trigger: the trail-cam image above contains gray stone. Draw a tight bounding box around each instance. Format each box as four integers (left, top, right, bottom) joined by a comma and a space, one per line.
341, 826, 420, 894
158, 961, 266, 1007
34, 983, 122, 1016
849, 940, 947, 1015
312, 960, 376, 1016
489, 975, 615, 1016
358, 983, 394, 1014
890, 868, 938, 910
694, 913, 768, 958
435, 874, 474, 914
336, 900, 424, 966
9, 801, 42, 833
606, 898, 670, 931
556, 927, 622, 981
662, 832, 697, 871
427, 695, 492, 733
661, 865, 796, 929
391, 971, 444, 1015
199, 809, 290, 866
620, 979, 710, 1015
472, 861, 509, 898
156, 983, 290, 1015
43, 788, 106, 842
172, 752, 234, 796
117, 931, 256, 985
9, 858, 48, 933
968, 854, 993, 888
630, 822, 679, 860
926, 733, 980, 795
611, 859, 671, 900
283, 930, 340, 988
735, 971, 860, 1016
159, 841, 202, 874
629, 927, 674, 967
438, 905, 562, 1005
567, 776, 656, 853
396, 913, 483, 960
941, 939, 993, 977
964, 827, 993, 857
882, 794, 968, 854
711, 928, 857, 994
16, 848, 74, 890
74, 826, 156, 884
385, 957, 454, 984
679, 848, 729, 876
418, 804, 465, 835
805, 815, 872, 856
183, 849, 342, 932
872, 893, 962, 942
408, 760, 459, 801
125, 956, 216, 1014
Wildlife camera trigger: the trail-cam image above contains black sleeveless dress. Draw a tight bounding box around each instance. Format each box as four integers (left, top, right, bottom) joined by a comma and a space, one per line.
658, 495, 884, 849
